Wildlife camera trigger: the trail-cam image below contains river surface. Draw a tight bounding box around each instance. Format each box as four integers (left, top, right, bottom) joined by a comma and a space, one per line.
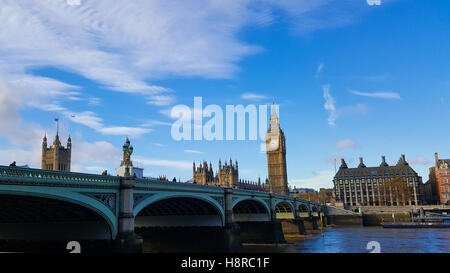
2, 226, 450, 253
243, 227, 450, 253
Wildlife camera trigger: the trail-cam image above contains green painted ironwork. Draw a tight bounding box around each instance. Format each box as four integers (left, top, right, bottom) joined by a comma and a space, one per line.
0, 165, 120, 184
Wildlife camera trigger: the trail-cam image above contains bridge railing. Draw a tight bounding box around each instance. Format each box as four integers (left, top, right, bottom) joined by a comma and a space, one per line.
0, 165, 120, 184
135, 177, 226, 193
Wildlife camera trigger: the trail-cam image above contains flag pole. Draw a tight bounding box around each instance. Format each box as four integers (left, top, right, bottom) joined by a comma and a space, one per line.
55, 118, 59, 136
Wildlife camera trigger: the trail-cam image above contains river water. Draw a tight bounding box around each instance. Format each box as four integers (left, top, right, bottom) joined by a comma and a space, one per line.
2, 226, 450, 253
243, 227, 450, 253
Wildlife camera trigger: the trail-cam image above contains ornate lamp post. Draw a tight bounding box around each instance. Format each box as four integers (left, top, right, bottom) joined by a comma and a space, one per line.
122, 138, 134, 177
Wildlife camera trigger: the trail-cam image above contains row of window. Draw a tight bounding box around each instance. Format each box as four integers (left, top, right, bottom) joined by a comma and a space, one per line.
335, 174, 416, 179
335, 178, 416, 184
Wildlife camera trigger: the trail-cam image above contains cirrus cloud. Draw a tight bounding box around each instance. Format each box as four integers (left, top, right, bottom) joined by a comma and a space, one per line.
336, 139, 356, 149
350, 90, 401, 100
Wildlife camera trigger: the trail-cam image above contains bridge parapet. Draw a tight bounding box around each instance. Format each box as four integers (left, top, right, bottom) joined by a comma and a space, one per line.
0, 165, 120, 185
135, 178, 225, 194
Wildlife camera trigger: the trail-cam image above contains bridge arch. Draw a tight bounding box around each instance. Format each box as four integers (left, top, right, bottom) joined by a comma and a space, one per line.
274, 201, 295, 219
0, 187, 117, 240
134, 193, 225, 227
299, 204, 309, 212
232, 198, 270, 222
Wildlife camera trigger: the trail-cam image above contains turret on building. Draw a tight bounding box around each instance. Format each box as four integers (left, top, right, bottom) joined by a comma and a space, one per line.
41, 133, 71, 172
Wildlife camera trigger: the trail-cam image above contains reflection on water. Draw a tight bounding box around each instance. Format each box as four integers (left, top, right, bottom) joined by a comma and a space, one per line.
243, 227, 450, 253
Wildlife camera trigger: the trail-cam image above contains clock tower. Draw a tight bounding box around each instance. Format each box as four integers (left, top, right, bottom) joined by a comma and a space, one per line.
266, 107, 289, 195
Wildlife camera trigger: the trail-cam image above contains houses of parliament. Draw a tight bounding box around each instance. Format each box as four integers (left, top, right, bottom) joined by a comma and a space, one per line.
39, 108, 290, 195
193, 108, 289, 195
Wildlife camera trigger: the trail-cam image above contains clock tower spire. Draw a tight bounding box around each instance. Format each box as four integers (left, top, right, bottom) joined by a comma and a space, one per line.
266, 105, 288, 195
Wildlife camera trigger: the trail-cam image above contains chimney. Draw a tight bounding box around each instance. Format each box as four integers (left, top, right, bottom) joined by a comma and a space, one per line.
358, 157, 366, 168
435, 153, 439, 165
402, 154, 406, 161
339, 158, 348, 169
380, 155, 389, 167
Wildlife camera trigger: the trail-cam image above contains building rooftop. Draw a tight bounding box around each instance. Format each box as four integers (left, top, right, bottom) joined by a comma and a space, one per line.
335, 155, 419, 178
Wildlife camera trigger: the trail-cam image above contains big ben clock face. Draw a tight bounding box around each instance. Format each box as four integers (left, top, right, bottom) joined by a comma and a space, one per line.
266, 137, 279, 152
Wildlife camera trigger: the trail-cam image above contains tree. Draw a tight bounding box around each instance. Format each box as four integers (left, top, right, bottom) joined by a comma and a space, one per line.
376, 177, 411, 206
296, 192, 320, 203
296, 190, 333, 205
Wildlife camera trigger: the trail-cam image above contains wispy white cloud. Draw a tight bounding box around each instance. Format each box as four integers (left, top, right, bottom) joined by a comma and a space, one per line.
88, 97, 102, 106
41, 108, 152, 137
322, 85, 368, 126
184, 149, 204, 154
0, 78, 45, 146
146, 95, 176, 106
0, 0, 393, 169
350, 90, 401, 99
336, 139, 356, 149
322, 84, 337, 126
72, 141, 120, 164
241, 92, 270, 101
97, 127, 151, 137
0, 0, 380, 106
141, 120, 173, 127
316, 62, 324, 76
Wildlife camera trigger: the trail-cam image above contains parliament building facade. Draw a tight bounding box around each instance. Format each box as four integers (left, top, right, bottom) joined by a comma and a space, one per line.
41, 133, 71, 172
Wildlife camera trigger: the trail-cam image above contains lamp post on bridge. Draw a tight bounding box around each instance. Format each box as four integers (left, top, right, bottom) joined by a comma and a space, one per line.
117, 138, 142, 252
122, 138, 134, 177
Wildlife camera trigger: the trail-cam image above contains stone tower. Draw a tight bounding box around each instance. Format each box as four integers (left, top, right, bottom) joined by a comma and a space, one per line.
41, 133, 71, 172
266, 106, 288, 195
217, 159, 239, 187
193, 161, 216, 185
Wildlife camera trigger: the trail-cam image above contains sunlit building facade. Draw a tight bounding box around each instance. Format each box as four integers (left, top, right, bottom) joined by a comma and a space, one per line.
333, 155, 423, 207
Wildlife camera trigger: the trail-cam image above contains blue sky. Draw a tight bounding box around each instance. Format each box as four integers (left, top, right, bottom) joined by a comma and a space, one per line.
0, 0, 448, 189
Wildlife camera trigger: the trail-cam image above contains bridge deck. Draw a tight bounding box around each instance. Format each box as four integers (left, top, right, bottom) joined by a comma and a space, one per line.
0, 165, 323, 209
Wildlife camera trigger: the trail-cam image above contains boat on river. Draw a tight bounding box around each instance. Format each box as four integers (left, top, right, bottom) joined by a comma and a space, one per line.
382, 222, 450, 228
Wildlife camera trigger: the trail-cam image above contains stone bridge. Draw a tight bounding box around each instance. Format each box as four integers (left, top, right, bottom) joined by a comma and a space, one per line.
0, 166, 327, 252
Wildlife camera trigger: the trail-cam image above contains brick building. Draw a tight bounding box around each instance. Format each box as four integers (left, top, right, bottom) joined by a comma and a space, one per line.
434, 153, 450, 204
